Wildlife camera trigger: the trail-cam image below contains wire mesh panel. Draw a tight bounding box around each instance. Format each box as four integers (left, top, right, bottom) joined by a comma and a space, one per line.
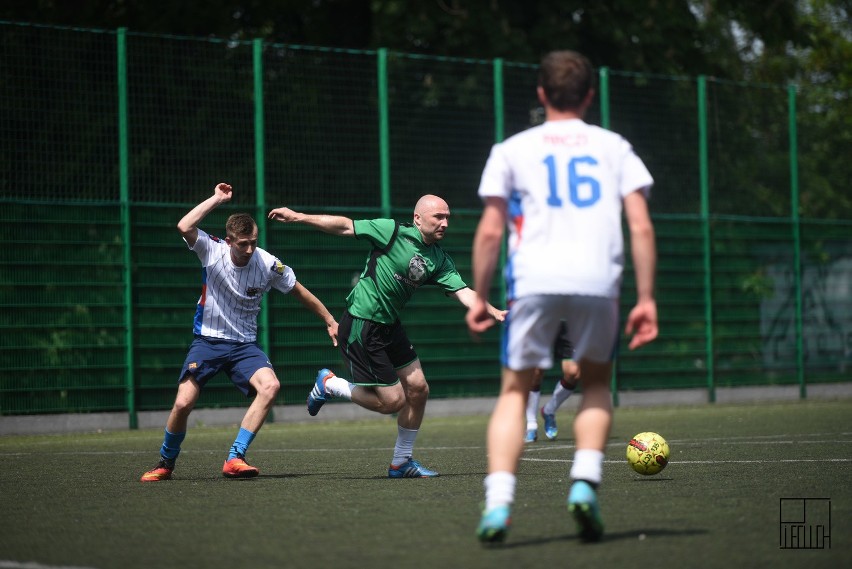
387, 54, 497, 211
126, 33, 257, 205
706, 80, 791, 217
711, 218, 799, 386
797, 85, 852, 219
0, 203, 127, 413
263, 45, 381, 210
618, 217, 710, 390
799, 220, 852, 381
0, 24, 119, 202
502, 61, 540, 140
610, 72, 700, 215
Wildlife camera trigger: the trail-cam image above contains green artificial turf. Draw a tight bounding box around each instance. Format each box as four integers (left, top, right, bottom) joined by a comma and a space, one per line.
1, 400, 849, 569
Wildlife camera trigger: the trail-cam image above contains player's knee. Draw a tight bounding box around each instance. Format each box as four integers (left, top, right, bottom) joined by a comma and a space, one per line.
376, 392, 405, 414
405, 380, 429, 405
172, 397, 195, 416
255, 377, 280, 401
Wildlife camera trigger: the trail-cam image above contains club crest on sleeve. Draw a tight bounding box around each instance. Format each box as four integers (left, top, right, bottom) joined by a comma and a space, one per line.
271, 260, 285, 275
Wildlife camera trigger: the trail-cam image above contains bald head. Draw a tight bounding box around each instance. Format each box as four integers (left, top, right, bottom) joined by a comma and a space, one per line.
413, 194, 450, 244
414, 194, 448, 215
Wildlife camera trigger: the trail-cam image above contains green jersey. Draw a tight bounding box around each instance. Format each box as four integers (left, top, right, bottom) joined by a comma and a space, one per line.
346, 218, 467, 324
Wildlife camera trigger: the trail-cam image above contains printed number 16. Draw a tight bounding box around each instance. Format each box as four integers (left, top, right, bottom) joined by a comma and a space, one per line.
544, 155, 601, 208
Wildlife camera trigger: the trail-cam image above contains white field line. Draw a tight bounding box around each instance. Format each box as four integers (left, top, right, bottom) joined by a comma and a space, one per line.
1, 433, 850, 458
523, 457, 852, 464
0, 562, 98, 569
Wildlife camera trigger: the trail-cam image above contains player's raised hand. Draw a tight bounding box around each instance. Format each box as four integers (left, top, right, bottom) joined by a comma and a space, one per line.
214, 183, 233, 202
267, 206, 299, 223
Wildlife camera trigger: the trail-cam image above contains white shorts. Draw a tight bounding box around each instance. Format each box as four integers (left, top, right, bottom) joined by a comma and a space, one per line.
501, 295, 619, 371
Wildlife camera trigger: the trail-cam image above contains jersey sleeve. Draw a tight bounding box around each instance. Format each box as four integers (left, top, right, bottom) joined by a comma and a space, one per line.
269, 257, 297, 294
429, 254, 468, 293
618, 138, 654, 198
477, 143, 513, 201
353, 218, 397, 248
186, 228, 217, 266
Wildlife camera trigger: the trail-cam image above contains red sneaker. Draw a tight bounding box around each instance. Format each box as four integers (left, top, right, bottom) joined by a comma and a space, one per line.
222, 456, 260, 478
140, 459, 174, 482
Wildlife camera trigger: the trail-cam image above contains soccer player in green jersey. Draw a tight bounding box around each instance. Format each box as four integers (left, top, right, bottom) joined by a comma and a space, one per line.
269, 195, 505, 478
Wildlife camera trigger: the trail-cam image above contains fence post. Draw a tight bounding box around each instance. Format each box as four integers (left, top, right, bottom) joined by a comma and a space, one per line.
698, 75, 716, 403
598, 67, 620, 406
788, 85, 806, 399
492, 58, 508, 309
492, 58, 504, 143
599, 66, 610, 129
253, 38, 274, 421
377, 48, 391, 217
117, 27, 137, 429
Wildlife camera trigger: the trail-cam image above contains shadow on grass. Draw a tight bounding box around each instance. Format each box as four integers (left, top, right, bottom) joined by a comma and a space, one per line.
498, 527, 709, 549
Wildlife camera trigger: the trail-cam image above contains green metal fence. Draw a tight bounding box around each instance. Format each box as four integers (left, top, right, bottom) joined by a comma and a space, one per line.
1, 22, 850, 424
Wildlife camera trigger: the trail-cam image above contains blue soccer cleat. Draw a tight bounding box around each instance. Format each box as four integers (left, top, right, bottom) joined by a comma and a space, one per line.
307, 368, 334, 416
541, 407, 558, 440
477, 505, 511, 544
567, 480, 604, 542
388, 457, 439, 478
524, 428, 538, 443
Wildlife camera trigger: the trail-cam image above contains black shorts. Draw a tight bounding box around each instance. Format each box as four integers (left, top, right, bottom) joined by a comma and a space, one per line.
553, 321, 574, 361
338, 311, 418, 386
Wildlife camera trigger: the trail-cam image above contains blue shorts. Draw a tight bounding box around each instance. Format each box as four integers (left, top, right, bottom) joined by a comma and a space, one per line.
179, 336, 273, 397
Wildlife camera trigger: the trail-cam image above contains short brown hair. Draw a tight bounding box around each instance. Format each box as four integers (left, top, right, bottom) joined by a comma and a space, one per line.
538, 50, 596, 111
225, 213, 257, 239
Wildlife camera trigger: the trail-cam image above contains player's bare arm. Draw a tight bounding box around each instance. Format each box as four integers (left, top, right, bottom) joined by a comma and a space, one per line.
177, 183, 233, 247
623, 190, 658, 349
288, 281, 340, 347
452, 287, 507, 322
466, 197, 507, 335
267, 207, 355, 237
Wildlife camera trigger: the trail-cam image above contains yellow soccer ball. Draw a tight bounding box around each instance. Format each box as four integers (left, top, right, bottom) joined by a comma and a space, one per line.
626, 432, 670, 475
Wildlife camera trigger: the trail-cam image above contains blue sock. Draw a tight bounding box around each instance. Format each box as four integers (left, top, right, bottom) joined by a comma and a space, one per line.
228, 427, 256, 460
160, 429, 186, 463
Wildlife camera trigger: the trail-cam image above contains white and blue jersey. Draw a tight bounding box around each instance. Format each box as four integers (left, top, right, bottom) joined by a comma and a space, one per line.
477, 118, 653, 301
186, 229, 296, 342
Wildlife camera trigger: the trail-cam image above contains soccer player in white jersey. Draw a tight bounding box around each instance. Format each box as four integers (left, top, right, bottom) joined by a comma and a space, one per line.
466, 50, 659, 543
141, 183, 339, 482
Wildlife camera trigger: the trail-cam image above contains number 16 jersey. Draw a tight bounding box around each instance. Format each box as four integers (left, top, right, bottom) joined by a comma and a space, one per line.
477, 118, 653, 301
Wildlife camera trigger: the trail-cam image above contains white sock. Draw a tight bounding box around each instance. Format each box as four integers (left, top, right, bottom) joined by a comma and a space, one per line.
325, 376, 353, 400
526, 389, 540, 430
570, 449, 605, 485
391, 426, 418, 466
543, 383, 573, 415
484, 471, 517, 510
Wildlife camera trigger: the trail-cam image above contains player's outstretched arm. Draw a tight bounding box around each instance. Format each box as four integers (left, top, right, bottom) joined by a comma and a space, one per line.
452, 287, 507, 322
177, 183, 232, 247
267, 206, 355, 237
288, 281, 339, 346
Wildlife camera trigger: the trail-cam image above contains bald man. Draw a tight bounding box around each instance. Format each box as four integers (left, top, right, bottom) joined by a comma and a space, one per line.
269, 196, 505, 478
